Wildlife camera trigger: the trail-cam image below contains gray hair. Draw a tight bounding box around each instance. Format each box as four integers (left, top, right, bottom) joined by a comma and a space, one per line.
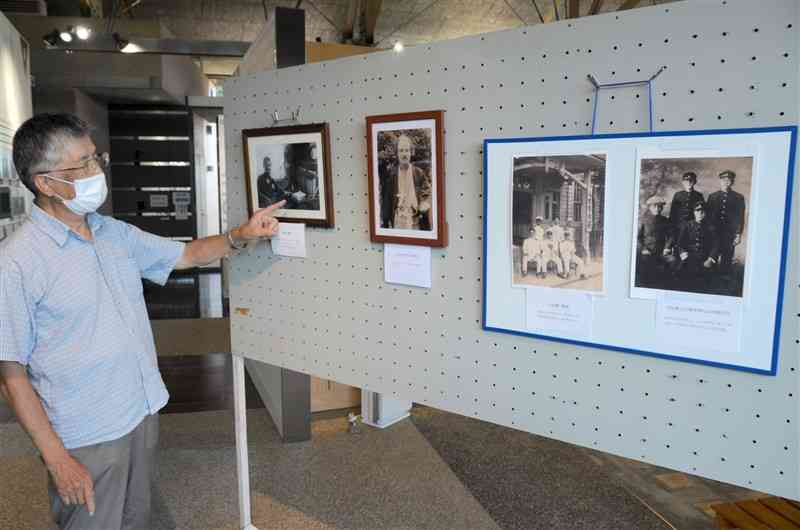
12, 113, 92, 196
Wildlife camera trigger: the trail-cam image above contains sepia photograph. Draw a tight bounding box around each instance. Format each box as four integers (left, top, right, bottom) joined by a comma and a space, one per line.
242, 123, 334, 227
631, 155, 752, 298
511, 154, 606, 292
367, 110, 446, 247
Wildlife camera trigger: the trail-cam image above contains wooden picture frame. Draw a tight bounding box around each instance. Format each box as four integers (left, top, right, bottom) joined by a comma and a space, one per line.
366, 110, 447, 247
242, 123, 334, 228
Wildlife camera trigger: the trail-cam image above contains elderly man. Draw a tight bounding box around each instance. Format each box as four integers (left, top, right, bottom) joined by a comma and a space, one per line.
0, 114, 284, 530
384, 134, 431, 230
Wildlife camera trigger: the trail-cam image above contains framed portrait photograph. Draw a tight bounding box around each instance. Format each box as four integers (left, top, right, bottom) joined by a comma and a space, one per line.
242, 123, 334, 227
366, 110, 447, 246
631, 155, 753, 299
512, 154, 607, 293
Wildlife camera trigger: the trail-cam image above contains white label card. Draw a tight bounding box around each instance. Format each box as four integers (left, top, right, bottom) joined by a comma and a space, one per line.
525, 289, 593, 340
271, 222, 307, 258
656, 297, 742, 354
384, 244, 432, 288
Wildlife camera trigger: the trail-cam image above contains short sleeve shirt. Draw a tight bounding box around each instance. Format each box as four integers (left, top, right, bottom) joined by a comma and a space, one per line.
0, 205, 185, 449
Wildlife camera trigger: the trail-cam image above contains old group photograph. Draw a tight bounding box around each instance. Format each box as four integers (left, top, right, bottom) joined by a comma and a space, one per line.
511, 153, 607, 292
367, 111, 446, 246
632, 155, 752, 298
242, 123, 334, 227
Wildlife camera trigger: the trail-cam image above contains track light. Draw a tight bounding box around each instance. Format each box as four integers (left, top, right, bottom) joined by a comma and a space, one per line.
59, 28, 73, 43
75, 26, 91, 40
113, 33, 140, 53
42, 29, 60, 48
393, 41, 404, 53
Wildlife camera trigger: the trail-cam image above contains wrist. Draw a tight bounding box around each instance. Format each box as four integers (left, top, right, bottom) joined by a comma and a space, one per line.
41, 445, 69, 467
226, 228, 247, 251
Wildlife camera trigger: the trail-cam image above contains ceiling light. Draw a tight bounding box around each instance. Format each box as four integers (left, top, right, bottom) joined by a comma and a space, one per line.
59, 29, 73, 43
113, 33, 140, 53
75, 26, 91, 40
393, 41, 404, 52
42, 30, 60, 48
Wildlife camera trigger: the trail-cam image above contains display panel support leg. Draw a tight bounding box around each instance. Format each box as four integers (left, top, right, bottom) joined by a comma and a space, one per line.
232, 352, 259, 530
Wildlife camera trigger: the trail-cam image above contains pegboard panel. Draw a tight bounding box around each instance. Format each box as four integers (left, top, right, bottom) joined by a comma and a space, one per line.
225, 0, 800, 498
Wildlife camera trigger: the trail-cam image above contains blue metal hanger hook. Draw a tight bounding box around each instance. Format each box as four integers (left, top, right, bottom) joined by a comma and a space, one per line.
588, 66, 665, 135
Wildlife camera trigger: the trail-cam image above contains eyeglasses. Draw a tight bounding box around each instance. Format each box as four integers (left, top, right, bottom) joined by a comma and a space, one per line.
39, 152, 110, 178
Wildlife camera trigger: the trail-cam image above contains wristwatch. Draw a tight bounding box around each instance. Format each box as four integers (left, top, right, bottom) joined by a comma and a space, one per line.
226, 230, 247, 251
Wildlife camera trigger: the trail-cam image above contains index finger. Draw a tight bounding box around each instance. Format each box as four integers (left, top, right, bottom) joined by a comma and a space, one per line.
84, 481, 95, 516
257, 200, 287, 217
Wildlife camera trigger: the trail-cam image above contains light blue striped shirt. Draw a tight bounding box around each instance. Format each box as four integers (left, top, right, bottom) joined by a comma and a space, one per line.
0, 205, 184, 449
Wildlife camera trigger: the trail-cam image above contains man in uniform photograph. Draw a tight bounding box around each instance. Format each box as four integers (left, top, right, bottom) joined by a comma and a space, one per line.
521, 227, 543, 277
706, 169, 746, 273
674, 202, 719, 291
382, 134, 432, 230
636, 195, 672, 286
256, 151, 306, 209
549, 217, 565, 244
541, 230, 564, 279
559, 230, 585, 279
668, 171, 705, 235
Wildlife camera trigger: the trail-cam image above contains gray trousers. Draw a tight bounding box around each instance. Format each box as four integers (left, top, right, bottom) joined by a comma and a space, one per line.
49, 414, 159, 530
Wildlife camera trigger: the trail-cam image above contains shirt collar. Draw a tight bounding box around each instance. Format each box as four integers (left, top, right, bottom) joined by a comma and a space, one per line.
30, 204, 105, 247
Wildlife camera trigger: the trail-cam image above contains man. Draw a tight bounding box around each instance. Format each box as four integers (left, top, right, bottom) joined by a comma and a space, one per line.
559, 230, 585, 279
541, 230, 564, 278
706, 169, 746, 273
532, 216, 545, 240
668, 171, 705, 235
0, 114, 285, 530
675, 202, 719, 290
521, 227, 543, 277
636, 195, 672, 285
549, 217, 565, 244
256, 152, 305, 209
381, 134, 431, 230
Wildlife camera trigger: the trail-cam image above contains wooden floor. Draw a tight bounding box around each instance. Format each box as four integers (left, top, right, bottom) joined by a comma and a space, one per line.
158, 353, 264, 414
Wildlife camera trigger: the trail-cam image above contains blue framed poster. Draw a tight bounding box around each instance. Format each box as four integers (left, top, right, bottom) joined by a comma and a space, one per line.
483, 127, 796, 375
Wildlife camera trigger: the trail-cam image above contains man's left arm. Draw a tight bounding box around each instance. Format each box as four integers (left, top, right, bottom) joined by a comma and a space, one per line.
176, 201, 285, 270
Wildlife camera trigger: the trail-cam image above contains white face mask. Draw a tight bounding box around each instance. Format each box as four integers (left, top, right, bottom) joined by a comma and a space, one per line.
46, 172, 108, 216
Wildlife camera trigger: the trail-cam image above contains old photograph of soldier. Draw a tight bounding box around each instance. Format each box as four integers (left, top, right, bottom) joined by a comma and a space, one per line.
631, 155, 752, 298
511, 154, 607, 292
242, 123, 334, 227
367, 111, 447, 247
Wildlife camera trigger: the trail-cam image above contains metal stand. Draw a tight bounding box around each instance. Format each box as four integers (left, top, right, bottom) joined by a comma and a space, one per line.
232, 353, 259, 530
587, 66, 665, 134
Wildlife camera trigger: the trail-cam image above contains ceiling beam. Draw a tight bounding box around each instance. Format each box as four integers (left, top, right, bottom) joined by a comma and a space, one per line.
363, 0, 383, 46
566, 0, 579, 19
618, 0, 642, 10
342, 0, 361, 42
588, 0, 604, 15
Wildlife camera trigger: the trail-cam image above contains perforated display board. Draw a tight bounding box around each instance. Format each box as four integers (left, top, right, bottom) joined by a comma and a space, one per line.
226, 0, 800, 499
